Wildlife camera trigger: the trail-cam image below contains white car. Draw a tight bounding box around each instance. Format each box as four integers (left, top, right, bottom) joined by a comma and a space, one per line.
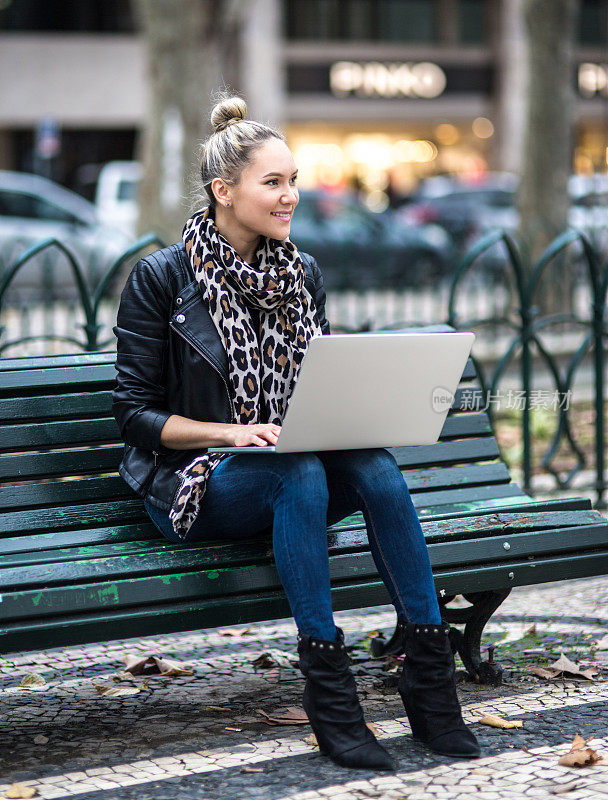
0, 170, 133, 296
95, 160, 142, 236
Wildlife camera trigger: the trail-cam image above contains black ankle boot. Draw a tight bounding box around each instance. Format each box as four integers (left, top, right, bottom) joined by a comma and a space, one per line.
298, 628, 395, 771
397, 621, 481, 759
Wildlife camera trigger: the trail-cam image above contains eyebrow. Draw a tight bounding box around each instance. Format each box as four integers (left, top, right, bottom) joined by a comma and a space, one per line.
262, 170, 298, 178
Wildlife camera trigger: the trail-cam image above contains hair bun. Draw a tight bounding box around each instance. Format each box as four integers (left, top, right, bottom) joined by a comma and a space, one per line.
211, 96, 247, 133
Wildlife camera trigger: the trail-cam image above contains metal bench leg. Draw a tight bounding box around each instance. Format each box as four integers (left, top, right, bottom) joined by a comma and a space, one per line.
441, 589, 512, 686
371, 589, 511, 686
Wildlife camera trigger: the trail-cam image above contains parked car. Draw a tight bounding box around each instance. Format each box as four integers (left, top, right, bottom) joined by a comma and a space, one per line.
397, 173, 519, 253
95, 160, 142, 235
290, 190, 453, 289
0, 170, 133, 297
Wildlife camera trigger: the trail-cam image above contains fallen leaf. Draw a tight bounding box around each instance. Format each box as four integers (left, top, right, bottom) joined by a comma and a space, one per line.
4, 785, 37, 799
33, 735, 49, 744
111, 672, 138, 682
303, 733, 318, 746
20, 674, 46, 689
121, 654, 193, 676
252, 653, 277, 670
204, 705, 232, 713
531, 652, 598, 681
478, 712, 523, 729
218, 627, 249, 636
570, 734, 589, 751
93, 683, 141, 697
256, 707, 309, 726
365, 630, 381, 638
594, 634, 608, 651
225, 727, 242, 732
557, 734, 605, 768
551, 781, 581, 795
558, 748, 603, 767
525, 623, 537, 636
240, 766, 263, 773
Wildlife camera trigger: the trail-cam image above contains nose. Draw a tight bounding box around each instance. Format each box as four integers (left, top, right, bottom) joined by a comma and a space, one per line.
281, 186, 298, 206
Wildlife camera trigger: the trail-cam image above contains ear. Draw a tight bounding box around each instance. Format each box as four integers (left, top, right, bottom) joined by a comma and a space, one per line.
211, 178, 232, 207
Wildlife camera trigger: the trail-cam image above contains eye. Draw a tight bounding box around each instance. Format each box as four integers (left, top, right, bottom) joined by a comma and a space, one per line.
290, 176, 298, 185
265, 178, 278, 186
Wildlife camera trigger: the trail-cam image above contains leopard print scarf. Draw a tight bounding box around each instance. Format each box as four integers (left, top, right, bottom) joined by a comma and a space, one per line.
169, 208, 322, 538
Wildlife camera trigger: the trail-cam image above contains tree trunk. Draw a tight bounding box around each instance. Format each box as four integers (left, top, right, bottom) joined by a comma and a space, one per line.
518, 0, 579, 312
133, 0, 243, 243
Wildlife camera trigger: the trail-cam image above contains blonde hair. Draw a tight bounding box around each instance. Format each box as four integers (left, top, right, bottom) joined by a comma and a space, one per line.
200, 95, 285, 210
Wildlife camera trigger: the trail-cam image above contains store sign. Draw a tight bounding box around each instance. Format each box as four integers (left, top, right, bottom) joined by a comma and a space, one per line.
330, 61, 447, 99
579, 63, 608, 98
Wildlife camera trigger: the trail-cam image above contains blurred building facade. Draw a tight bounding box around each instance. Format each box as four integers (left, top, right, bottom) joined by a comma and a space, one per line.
0, 0, 606, 203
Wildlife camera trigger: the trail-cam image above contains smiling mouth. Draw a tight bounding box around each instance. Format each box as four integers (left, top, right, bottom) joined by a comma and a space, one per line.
271, 212, 292, 221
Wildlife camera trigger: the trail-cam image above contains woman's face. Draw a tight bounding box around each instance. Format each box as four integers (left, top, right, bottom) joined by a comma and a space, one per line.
227, 138, 299, 242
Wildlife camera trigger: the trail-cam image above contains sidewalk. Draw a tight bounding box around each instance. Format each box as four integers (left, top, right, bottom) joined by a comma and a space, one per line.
1, 576, 607, 800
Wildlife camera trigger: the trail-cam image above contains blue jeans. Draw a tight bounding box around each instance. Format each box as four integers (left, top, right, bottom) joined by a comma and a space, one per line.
144, 448, 441, 640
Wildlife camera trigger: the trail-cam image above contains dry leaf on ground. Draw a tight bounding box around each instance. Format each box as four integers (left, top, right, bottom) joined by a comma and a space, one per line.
478, 712, 523, 729
303, 733, 318, 746
256, 707, 309, 726
240, 766, 263, 773
33, 735, 49, 744
4, 784, 37, 799
525, 623, 538, 636
252, 653, 277, 669
93, 683, 141, 697
365, 630, 381, 638
121, 654, 193, 676
204, 705, 232, 713
594, 634, 608, 651
531, 652, 598, 681
218, 627, 249, 636
19, 674, 46, 689
558, 734, 604, 768
225, 726, 242, 731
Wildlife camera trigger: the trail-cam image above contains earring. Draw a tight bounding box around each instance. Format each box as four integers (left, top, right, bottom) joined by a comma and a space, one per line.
226, 202, 231, 207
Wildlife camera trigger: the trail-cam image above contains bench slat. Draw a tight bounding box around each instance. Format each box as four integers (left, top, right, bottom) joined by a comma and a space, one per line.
0, 509, 601, 559
0, 392, 112, 422
0, 414, 494, 481
2, 419, 119, 450
0, 461, 511, 511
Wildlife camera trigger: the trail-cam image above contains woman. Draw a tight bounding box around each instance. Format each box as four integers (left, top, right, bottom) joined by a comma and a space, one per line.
112, 96, 480, 771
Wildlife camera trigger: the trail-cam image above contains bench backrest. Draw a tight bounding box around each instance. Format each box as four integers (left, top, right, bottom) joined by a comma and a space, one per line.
0, 348, 526, 551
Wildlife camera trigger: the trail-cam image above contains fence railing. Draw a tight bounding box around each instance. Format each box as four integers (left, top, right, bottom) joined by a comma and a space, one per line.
1, 228, 607, 506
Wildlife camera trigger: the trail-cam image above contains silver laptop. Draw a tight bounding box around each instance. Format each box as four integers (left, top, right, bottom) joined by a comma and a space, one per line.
208, 331, 475, 454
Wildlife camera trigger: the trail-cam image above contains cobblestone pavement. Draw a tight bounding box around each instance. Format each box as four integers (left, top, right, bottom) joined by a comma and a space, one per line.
1, 576, 607, 800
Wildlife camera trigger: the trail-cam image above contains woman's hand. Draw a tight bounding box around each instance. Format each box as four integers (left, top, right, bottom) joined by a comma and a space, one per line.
230, 423, 281, 447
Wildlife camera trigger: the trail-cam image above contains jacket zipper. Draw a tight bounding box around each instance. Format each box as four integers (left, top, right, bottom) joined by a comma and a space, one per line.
169, 320, 234, 423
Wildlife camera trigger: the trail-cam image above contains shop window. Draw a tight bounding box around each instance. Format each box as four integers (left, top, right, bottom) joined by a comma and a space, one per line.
0, 0, 135, 32
285, 0, 342, 39
458, 0, 486, 44
579, 0, 608, 45
285, 0, 437, 41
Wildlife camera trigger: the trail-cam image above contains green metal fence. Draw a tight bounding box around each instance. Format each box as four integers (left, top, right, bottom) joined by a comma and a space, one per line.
1, 229, 607, 506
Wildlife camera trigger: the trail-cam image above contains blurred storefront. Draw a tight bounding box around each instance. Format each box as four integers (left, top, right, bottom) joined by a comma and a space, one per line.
0, 0, 606, 202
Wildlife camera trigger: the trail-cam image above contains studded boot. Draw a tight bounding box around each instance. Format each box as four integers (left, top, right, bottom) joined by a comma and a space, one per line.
397, 620, 481, 758
298, 628, 395, 771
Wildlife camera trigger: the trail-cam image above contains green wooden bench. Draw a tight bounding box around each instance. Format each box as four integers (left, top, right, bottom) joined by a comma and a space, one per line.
2, 349, 608, 685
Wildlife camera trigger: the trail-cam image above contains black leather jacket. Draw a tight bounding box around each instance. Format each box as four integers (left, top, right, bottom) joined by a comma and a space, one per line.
112, 241, 330, 510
